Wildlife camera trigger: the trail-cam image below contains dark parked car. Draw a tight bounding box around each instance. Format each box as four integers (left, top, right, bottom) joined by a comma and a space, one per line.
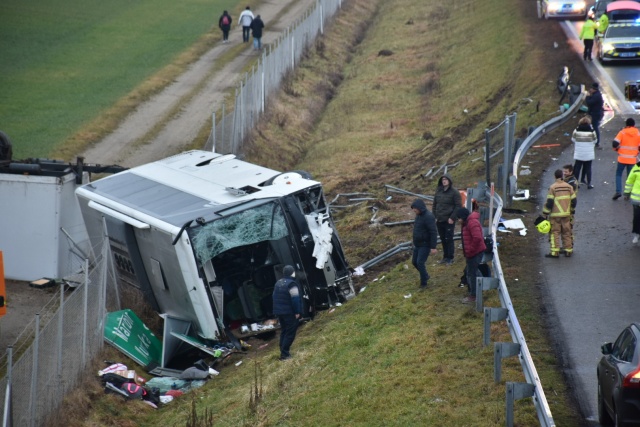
597, 323, 640, 426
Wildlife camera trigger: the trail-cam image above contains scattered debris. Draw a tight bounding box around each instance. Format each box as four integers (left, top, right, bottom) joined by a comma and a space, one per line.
404, 294, 412, 299
378, 49, 393, 57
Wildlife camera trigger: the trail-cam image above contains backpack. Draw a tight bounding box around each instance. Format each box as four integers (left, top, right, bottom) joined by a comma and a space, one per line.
221, 15, 229, 26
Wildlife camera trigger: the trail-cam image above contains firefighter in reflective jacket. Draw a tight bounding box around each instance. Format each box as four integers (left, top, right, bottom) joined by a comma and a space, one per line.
542, 169, 577, 258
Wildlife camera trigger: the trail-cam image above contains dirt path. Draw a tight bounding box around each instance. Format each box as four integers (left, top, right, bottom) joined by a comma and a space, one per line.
81, 0, 318, 167
0, 0, 321, 354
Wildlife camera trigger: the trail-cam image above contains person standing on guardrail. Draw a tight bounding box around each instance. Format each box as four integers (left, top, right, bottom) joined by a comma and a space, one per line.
238, 6, 254, 43
585, 83, 604, 149
432, 174, 461, 265
542, 169, 576, 258
410, 199, 438, 290
219, 11, 232, 43
457, 208, 486, 304
579, 16, 597, 61
623, 157, 640, 244
250, 15, 265, 50
571, 116, 597, 189
612, 118, 640, 200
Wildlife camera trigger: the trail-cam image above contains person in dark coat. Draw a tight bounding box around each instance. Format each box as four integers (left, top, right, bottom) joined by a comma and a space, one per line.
272, 265, 302, 360
432, 174, 462, 265
458, 208, 486, 304
250, 15, 265, 50
410, 199, 438, 289
219, 11, 232, 43
585, 82, 604, 149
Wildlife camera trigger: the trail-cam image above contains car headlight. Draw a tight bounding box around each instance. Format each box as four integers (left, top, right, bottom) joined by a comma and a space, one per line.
547, 2, 560, 11
602, 43, 614, 51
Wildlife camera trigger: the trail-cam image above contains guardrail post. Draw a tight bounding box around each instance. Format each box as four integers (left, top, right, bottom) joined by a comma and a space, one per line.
506, 382, 536, 427
476, 277, 499, 312
483, 307, 508, 346
494, 342, 521, 383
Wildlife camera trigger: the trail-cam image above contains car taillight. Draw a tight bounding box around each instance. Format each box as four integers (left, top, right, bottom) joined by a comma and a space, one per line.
623, 367, 640, 388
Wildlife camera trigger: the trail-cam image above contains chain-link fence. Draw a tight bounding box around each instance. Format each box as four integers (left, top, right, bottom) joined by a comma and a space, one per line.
206, 0, 343, 155
0, 235, 119, 427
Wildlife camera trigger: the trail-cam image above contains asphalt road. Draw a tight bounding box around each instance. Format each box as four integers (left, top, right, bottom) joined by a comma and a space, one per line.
538, 114, 638, 425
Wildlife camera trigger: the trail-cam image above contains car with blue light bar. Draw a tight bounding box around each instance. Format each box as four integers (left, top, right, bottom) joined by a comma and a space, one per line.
597, 323, 640, 426
596, 22, 640, 62
539, 0, 589, 19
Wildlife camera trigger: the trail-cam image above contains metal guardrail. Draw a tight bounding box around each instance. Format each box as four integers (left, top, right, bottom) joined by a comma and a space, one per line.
509, 86, 586, 197
480, 188, 555, 427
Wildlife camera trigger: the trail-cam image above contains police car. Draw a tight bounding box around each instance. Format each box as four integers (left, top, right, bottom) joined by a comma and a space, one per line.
538, 0, 589, 19
596, 22, 640, 62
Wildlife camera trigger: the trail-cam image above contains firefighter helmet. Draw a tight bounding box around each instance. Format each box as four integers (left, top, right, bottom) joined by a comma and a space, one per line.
534, 216, 551, 234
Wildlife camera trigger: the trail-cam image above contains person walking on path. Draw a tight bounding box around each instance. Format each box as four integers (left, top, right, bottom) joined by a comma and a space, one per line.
579, 16, 597, 61
238, 6, 254, 43
272, 265, 302, 361
586, 82, 604, 149
410, 199, 438, 290
612, 118, 640, 200
571, 116, 597, 188
219, 11, 232, 43
432, 174, 462, 265
542, 169, 576, 258
250, 15, 265, 50
457, 208, 486, 304
624, 158, 640, 244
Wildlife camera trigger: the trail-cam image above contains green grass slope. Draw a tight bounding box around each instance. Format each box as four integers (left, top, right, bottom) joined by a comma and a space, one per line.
0, 0, 237, 159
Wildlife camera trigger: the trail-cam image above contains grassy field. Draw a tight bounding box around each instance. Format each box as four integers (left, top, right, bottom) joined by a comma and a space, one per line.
43, 0, 591, 425
0, 0, 242, 159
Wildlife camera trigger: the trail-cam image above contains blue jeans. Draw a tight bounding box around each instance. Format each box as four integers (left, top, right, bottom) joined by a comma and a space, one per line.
466, 253, 484, 297
616, 162, 633, 193
412, 246, 431, 287
278, 314, 299, 358
253, 37, 262, 50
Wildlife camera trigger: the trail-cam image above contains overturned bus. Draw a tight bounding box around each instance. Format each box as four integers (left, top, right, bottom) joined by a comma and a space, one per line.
76, 150, 354, 342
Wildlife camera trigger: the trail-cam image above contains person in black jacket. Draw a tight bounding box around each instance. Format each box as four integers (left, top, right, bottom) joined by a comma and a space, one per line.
585, 82, 604, 149
272, 265, 302, 360
432, 174, 462, 265
219, 11, 232, 43
250, 15, 265, 50
410, 199, 438, 289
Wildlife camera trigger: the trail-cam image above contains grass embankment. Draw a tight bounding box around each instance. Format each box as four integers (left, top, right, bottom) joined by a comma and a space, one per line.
63, 0, 583, 425
0, 0, 245, 160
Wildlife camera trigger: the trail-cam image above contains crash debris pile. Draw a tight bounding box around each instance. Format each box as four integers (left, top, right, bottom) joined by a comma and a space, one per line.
98, 360, 219, 408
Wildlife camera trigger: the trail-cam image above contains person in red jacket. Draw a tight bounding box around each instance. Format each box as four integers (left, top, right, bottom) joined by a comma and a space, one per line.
457, 208, 486, 304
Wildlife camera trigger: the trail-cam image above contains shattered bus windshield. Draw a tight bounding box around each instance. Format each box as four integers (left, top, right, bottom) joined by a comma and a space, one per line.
189, 201, 289, 265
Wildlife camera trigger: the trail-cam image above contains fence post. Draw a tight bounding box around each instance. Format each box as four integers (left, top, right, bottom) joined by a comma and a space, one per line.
476, 276, 499, 313
494, 342, 521, 383
29, 314, 40, 427
211, 112, 216, 153
57, 283, 64, 380
506, 382, 536, 427
503, 115, 510, 203
82, 259, 89, 369
3, 346, 12, 427
483, 307, 508, 347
